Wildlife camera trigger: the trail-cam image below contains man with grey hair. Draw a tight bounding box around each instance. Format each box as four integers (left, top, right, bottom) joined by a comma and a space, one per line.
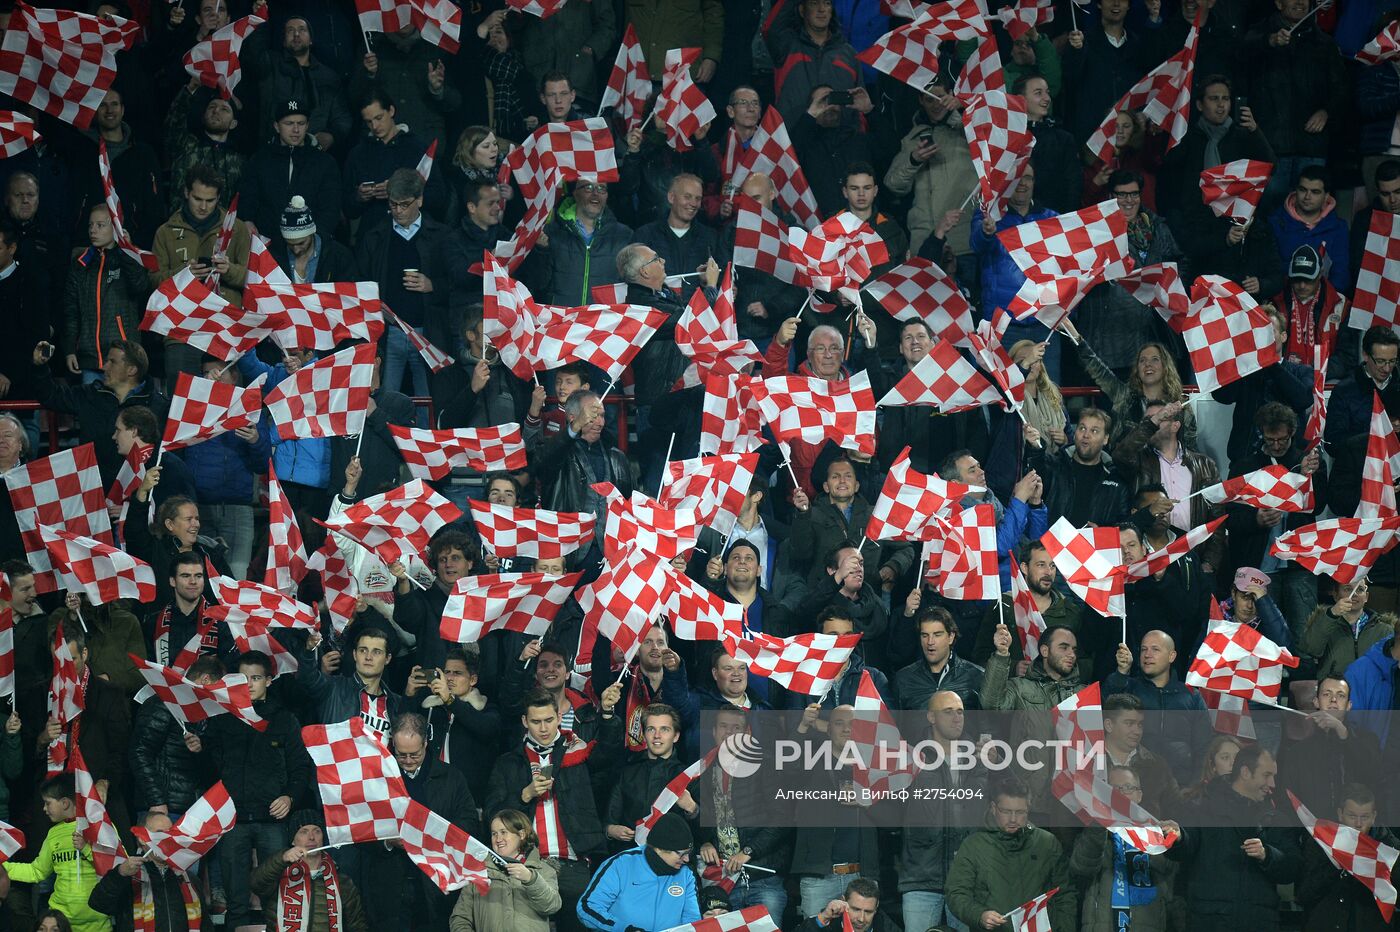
355, 168, 450, 402
362, 711, 476, 930
539, 391, 631, 560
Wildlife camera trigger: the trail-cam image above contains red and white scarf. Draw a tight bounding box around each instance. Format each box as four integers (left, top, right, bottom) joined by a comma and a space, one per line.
1287, 291, 1321, 364
358, 691, 390, 739
132, 866, 201, 932
623, 669, 659, 753
524, 733, 593, 860
151, 599, 219, 675
278, 857, 343, 932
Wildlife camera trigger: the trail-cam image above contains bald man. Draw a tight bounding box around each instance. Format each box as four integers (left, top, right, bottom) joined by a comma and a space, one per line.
1105, 629, 1209, 783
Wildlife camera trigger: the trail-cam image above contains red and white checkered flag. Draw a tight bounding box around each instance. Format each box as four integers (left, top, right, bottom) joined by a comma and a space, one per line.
1124, 515, 1225, 581
962, 91, 1035, 222
318, 478, 463, 568
163, 372, 266, 451
415, 139, 438, 184
1307, 311, 1338, 449
6, 444, 111, 595
73, 746, 125, 876
0, 576, 13, 701
1271, 516, 1400, 584
1201, 465, 1314, 512
663, 566, 745, 642
1009, 559, 1047, 658
0, 821, 23, 865
996, 0, 1055, 39
440, 571, 583, 643
183, 13, 263, 98
1351, 210, 1400, 332
384, 307, 453, 373
786, 213, 890, 302
658, 906, 780, 932
132, 656, 267, 731
134, 782, 237, 874
204, 193, 240, 291
1004, 889, 1060, 932
0, 2, 139, 130
1115, 262, 1190, 328
1053, 766, 1179, 854
600, 23, 651, 131
878, 340, 1002, 411
661, 453, 759, 538
303, 717, 411, 845
0, 112, 39, 159
482, 251, 542, 380
355, 0, 459, 52
1359, 392, 1400, 519
731, 194, 802, 284
701, 373, 765, 456
1357, 19, 1400, 64
245, 281, 385, 350
38, 526, 155, 605
673, 264, 764, 389
306, 534, 359, 636
1180, 275, 1280, 393
98, 140, 158, 272
1291, 790, 1398, 920
224, 619, 300, 676
535, 304, 672, 383
1042, 517, 1125, 618
1084, 23, 1199, 164
399, 798, 492, 894
209, 576, 319, 630
245, 232, 291, 288
1187, 621, 1299, 704
925, 503, 1001, 600
389, 424, 528, 481
467, 501, 595, 559
50, 623, 84, 727
968, 319, 1028, 411
1198, 650, 1256, 739
489, 165, 561, 274
1001, 199, 1132, 325
264, 342, 377, 440
724, 630, 862, 696
851, 668, 918, 794
865, 259, 975, 347
576, 548, 671, 663
868, 447, 976, 541
873, 0, 990, 91
633, 749, 717, 844
654, 48, 716, 152
501, 118, 619, 201
955, 32, 1005, 98
598, 484, 704, 562
727, 107, 822, 231
1199, 159, 1274, 224
142, 268, 274, 361
749, 372, 878, 456
265, 462, 309, 597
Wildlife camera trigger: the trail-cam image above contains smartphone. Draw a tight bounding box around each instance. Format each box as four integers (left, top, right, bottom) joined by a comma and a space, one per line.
537, 763, 553, 781
918, 130, 934, 144
826, 90, 853, 106
1234, 95, 1249, 113
196, 256, 212, 267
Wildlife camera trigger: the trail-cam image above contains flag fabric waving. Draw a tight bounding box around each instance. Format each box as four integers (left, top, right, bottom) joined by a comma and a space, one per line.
1180, 275, 1280, 392
183, 13, 263, 97
1290, 790, 1398, 920
0, 112, 40, 159
132, 657, 267, 731
864, 259, 975, 346
701, 373, 766, 455
265, 463, 309, 596
1351, 210, 1400, 332
731, 194, 802, 285
1199, 159, 1274, 223
1115, 262, 1191, 327
1360, 391, 1400, 518
962, 91, 1036, 221
209, 577, 319, 630
142, 268, 273, 360
0, 3, 140, 130
163, 372, 266, 451
1186, 622, 1299, 703
725, 106, 821, 231
6, 444, 111, 594
501, 118, 619, 201
440, 572, 583, 643
878, 340, 1003, 411
575, 549, 671, 663
38, 527, 155, 605
1009, 560, 1048, 658
867, 448, 977, 540
1042, 518, 1126, 618
398, 798, 493, 894
1004, 889, 1060, 932
1000, 199, 1132, 324
73, 746, 125, 875
389, 424, 528, 480
850, 669, 917, 794
0, 575, 13, 701
749, 372, 878, 456
318, 479, 463, 567
786, 213, 891, 303
723, 631, 862, 696
1271, 516, 1400, 584
264, 342, 377, 441
955, 32, 1005, 99
926, 503, 1001, 600
600, 24, 651, 132
1200, 465, 1314, 512
98, 140, 159, 272
385, 306, 454, 373
244, 281, 385, 350
633, 749, 717, 844
656, 906, 780, 932
1357, 19, 1400, 64
654, 48, 716, 152
1124, 516, 1226, 580
1083, 23, 1199, 163
134, 782, 238, 874
303, 717, 411, 845
467, 501, 596, 559
858, 11, 945, 90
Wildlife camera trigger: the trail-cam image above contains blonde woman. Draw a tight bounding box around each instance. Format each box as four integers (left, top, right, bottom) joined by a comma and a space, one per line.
1012, 339, 1069, 447
449, 810, 560, 932
1064, 321, 1198, 450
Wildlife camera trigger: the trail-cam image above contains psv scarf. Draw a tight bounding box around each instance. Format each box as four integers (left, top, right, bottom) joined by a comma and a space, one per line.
132, 868, 201, 932
151, 600, 219, 675
623, 669, 659, 753
278, 857, 343, 932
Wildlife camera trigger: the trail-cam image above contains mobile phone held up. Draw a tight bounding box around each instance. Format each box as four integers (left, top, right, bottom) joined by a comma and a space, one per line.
826, 90, 853, 106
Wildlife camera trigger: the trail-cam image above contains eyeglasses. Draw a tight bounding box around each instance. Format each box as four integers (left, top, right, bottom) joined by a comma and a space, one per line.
1112, 784, 1143, 794
1113, 190, 1143, 200
730, 98, 761, 109
388, 198, 418, 211
1368, 354, 1399, 369
576, 183, 607, 194
641, 255, 664, 270
395, 748, 426, 762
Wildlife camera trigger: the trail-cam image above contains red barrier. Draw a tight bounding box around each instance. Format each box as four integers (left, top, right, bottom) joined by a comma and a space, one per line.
0, 401, 60, 453
408, 396, 632, 452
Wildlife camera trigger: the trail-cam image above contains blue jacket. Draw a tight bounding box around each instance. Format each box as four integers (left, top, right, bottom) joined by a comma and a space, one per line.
238, 352, 332, 490
1268, 196, 1350, 293
1100, 670, 1210, 783
970, 205, 1060, 316
996, 496, 1049, 589
1345, 636, 1399, 745
179, 428, 271, 505
576, 847, 700, 931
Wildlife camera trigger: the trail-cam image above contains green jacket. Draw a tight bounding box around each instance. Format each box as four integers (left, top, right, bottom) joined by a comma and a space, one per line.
973, 591, 1088, 678
1299, 606, 1397, 682
979, 654, 1084, 809
7, 820, 109, 932
162, 86, 244, 213
448, 849, 560, 932
946, 819, 1076, 932
62, 245, 150, 373
46, 603, 147, 697
625, 0, 724, 75
251, 854, 368, 932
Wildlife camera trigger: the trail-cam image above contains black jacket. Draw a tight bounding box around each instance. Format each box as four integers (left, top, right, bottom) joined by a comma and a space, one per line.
239, 140, 341, 252
198, 695, 313, 822
1226, 449, 1328, 571
893, 653, 985, 712
486, 733, 606, 859
1029, 446, 1129, 528
354, 214, 456, 354
1028, 119, 1083, 214
129, 697, 204, 813
1241, 14, 1349, 160
631, 220, 725, 298
1297, 823, 1400, 932
393, 581, 453, 673
425, 697, 503, 805
30, 367, 169, 487
536, 429, 633, 515
431, 357, 533, 431
89, 862, 200, 932
1213, 363, 1315, 463
329, 388, 415, 497
1170, 778, 1301, 932
625, 280, 701, 410
443, 216, 506, 310
605, 753, 700, 852
271, 236, 360, 284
